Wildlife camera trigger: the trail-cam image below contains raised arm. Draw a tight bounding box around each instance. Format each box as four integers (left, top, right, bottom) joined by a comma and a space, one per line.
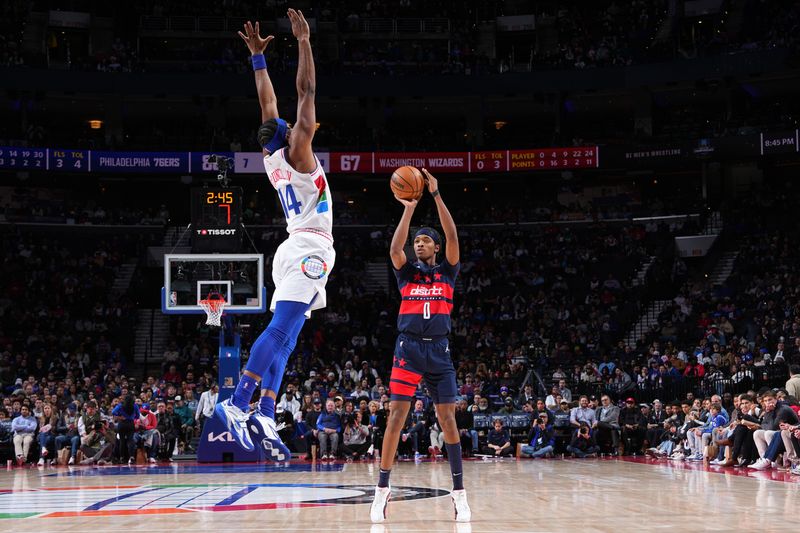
238, 21, 277, 123
389, 197, 418, 270
421, 169, 459, 265
287, 8, 316, 173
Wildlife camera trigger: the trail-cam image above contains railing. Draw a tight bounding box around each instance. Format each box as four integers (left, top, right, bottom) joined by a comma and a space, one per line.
357, 18, 450, 34
140, 15, 257, 33
626, 299, 670, 347
139, 16, 450, 34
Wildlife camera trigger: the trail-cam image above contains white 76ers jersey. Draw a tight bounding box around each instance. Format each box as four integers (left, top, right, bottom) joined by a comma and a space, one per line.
263, 147, 333, 237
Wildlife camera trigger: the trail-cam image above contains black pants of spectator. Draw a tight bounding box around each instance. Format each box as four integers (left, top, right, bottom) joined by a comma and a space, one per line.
303, 430, 319, 458
160, 433, 177, 459
595, 423, 620, 449
731, 426, 756, 463
117, 420, 136, 462
372, 431, 384, 454
622, 427, 644, 453
342, 441, 371, 458
278, 426, 294, 450
645, 428, 665, 448
567, 445, 600, 458
180, 425, 194, 451
80, 443, 114, 464
480, 445, 513, 457
405, 422, 427, 453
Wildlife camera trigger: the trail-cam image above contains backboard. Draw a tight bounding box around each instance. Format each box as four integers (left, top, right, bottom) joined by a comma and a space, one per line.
162, 253, 266, 315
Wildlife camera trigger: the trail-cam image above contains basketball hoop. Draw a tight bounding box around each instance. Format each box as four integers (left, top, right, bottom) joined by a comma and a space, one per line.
199, 292, 226, 327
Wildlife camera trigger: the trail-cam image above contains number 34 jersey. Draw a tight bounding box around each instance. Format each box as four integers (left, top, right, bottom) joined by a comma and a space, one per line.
394, 259, 460, 338
263, 147, 333, 237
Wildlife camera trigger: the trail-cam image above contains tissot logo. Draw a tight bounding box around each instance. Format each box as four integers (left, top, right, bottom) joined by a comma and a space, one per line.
197, 228, 237, 236
409, 286, 444, 296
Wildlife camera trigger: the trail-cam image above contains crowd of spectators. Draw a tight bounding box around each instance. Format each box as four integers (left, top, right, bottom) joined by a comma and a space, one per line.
0, 230, 152, 464
1, 178, 798, 469
4, 0, 799, 77
0, 188, 172, 226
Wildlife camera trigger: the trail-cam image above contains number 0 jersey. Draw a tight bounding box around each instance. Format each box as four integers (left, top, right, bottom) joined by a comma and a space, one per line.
394, 259, 459, 338
263, 147, 333, 238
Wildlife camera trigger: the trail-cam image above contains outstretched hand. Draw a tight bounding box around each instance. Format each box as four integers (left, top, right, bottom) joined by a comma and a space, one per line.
238, 21, 274, 55
288, 8, 310, 40
394, 195, 418, 209
421, 168, 438, 195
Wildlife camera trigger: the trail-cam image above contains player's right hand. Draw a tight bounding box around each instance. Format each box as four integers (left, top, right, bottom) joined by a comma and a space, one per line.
238, 21, 274, 55
394, 195, 418, 209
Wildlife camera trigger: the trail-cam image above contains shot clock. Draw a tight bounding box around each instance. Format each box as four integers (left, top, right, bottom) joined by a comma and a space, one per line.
191, 186, 243, 253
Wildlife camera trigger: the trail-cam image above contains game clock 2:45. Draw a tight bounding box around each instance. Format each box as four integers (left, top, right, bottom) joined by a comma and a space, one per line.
190, 187, 243, 253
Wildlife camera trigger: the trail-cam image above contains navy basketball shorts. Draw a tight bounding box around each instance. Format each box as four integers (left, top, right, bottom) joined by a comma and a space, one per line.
389, 333, 457, 405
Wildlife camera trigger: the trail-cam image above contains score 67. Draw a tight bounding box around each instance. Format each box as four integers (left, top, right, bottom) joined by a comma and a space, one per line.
339, 154, 360, 171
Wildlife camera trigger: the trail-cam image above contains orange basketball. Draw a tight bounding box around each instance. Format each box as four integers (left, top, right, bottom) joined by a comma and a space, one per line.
390, 166, 425, 200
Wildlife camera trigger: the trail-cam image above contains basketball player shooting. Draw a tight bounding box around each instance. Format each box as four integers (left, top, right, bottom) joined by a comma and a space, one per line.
214, 10, 335, 460
370, 169, 471, 523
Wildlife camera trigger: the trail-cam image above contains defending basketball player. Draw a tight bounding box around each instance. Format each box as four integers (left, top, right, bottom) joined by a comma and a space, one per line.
370, 169, 471, 523
214, 10, 335, 460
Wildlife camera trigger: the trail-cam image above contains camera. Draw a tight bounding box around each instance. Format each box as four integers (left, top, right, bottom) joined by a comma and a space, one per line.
208, 154, 234, 186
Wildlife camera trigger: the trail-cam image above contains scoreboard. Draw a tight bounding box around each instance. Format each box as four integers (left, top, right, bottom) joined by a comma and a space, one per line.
473, 147, 599, 172
326, 146, 600, 174
0, 145, 601, 175
190, 186, 243, 253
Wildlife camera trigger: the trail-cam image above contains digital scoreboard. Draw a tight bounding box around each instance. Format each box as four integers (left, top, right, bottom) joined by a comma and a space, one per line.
190, 187, 243, 253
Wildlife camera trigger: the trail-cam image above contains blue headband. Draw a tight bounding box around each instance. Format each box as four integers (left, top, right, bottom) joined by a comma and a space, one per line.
414, 227, 441, 246
263, 118, 289, 154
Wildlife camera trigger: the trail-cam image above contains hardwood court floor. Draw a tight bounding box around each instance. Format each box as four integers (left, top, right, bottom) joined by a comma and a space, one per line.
1, 456, 798, 532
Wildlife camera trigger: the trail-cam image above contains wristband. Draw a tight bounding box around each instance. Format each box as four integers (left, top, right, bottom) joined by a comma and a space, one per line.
251, 54, 267, 71
431, 190, 440, 198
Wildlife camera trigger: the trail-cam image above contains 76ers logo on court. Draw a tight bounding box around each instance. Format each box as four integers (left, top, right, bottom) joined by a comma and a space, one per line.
301, 255, 328, 279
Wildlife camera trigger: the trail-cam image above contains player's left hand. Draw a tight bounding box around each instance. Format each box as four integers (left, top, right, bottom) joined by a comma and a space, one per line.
288, 9, 310, 40
421, 168, 438, 195
394, 195, 418, 210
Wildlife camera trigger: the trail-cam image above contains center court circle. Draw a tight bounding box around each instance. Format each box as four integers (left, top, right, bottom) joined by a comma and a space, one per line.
0, 484, 449, 519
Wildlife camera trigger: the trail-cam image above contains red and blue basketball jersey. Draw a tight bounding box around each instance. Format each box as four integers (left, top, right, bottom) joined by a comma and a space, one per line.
394, 259, 459, 337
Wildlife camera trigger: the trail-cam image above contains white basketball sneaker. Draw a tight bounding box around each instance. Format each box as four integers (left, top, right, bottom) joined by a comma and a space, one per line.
213, 398, 254, 451
452, 489, 471, 522
370, 486, 391, 523
249, 409, 290, 462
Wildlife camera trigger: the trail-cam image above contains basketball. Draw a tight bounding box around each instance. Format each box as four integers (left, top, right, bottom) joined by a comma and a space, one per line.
390, 166, 425, 200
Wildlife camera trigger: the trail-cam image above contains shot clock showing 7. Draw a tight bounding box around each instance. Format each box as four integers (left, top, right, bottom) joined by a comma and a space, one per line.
206, 190, 235, 224
190, 186, 243, 253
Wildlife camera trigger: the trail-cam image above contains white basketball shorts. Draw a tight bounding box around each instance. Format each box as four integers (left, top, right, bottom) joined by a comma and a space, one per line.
270, 231, 335, 318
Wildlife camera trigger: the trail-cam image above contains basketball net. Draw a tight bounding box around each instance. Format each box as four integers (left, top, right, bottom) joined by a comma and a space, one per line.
199, 293, 226, 327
